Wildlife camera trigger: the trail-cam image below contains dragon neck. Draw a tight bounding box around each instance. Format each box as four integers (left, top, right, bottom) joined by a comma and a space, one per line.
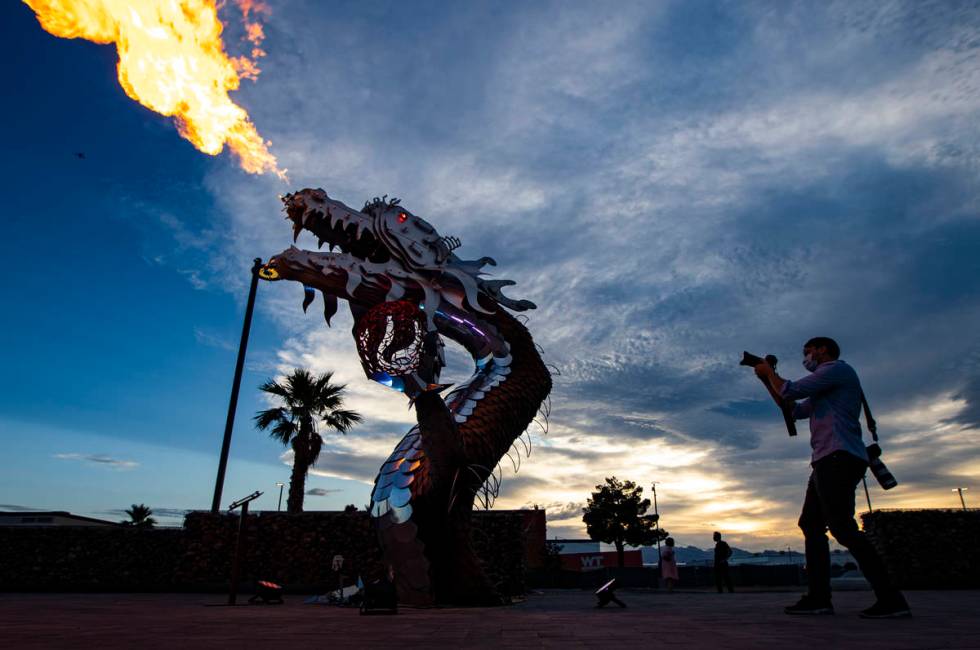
436, 307, 551, 472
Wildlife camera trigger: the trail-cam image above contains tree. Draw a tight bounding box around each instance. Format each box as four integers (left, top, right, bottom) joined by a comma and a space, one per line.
582, 476, 667, 567
123, 503, 156, 528
543, 540, 565, 573
254, 369, 362, 513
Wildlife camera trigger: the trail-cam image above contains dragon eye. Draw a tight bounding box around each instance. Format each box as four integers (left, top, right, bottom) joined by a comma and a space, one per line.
397, 212, 409, 224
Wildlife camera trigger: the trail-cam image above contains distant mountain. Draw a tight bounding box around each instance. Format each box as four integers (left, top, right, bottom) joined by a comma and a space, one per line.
640, 544, 755, 565
637, 545, 850, 566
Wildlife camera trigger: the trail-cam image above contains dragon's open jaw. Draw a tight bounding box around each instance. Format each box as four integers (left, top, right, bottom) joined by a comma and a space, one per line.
264, 246, 415, 316
263, 188, 536, 332
283, 189, 393, 264
264, 189, 437, 317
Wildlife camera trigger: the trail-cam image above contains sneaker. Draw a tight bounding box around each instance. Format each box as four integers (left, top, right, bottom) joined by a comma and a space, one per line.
860, 596, 911, 619
784, 595, 834, 615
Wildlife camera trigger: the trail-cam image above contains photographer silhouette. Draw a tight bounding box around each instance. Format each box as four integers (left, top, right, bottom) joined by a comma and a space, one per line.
752, 337, 910, 619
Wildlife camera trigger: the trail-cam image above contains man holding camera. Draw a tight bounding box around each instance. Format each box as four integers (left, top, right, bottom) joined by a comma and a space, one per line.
754, 337, 910, 619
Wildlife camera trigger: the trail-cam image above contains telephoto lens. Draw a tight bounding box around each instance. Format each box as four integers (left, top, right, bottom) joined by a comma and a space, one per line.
866, 444, 898, 490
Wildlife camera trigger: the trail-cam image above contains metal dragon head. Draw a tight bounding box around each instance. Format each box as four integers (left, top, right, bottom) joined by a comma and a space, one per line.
263, 189, 535, 389
283, 189, 456, 269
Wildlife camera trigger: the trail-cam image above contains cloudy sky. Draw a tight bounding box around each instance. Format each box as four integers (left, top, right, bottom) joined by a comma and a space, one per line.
2, 0, 978, 550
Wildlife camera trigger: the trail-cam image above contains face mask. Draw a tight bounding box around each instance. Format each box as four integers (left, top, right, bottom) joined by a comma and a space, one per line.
802, 354, 819, 372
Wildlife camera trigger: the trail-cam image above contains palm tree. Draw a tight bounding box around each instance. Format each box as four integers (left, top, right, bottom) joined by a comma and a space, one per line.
124, 503, 156, 528
254, 369, 362, 513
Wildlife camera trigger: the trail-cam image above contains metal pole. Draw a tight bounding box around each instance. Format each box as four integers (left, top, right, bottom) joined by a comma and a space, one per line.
652, 483, 661, 579
862, 476, 873, 513
277, 482, 284, 512
956, 488, 967, 510
228, 500, 250, 605
211, 258, 263, 513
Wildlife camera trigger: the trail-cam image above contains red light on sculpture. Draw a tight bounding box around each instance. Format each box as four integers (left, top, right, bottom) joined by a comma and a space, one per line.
250, 580, 284, 604
397, 212, 409, 223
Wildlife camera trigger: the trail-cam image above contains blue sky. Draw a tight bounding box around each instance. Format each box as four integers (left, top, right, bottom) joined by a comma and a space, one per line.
2, 0, 979, 549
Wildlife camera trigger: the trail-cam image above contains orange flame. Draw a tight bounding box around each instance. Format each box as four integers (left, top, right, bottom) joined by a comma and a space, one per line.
24, 0, 286, 179
229, 0, 269, 82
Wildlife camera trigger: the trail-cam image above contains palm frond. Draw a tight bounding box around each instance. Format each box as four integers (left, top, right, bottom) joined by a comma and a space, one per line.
309, 432, 324, 464
258, 379, 296, 408
254, 407, 289, 431
322, 408, 362, 433
270, 418, 298, 445
124, 503, 155, 528
287, 369, 316, 405
255, 367, 362, 463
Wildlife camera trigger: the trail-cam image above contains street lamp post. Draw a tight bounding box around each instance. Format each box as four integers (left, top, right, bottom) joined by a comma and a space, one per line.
226, 490, 263, 605
862, 476, 873, 513
952, 487, 969, 510
210, 258, 264, 513
651, 482, 661, 576
276, 482, 285, 512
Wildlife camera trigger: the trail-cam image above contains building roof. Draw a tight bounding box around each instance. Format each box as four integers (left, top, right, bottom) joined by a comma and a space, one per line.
0, 511, 121, 526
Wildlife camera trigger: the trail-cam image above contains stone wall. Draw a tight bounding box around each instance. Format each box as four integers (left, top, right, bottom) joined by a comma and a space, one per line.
174, 511, 385, 592
861, 509, 980, 589
0, 526, 185, 591
0, 510, 532, 596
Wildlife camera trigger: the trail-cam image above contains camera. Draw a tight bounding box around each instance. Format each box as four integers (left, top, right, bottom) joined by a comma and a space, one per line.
866, 443, 898, 490
740, 351, 776, 368
740, 351, 797, 437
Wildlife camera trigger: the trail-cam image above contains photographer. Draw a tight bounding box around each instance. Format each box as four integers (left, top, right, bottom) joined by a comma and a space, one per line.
754, 337, 910, 619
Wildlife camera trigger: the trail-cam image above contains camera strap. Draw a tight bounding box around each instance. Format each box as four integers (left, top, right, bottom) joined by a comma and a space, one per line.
860, 391, 879, 443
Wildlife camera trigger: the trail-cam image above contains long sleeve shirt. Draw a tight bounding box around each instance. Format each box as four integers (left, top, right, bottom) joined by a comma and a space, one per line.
779, 359, 868, 464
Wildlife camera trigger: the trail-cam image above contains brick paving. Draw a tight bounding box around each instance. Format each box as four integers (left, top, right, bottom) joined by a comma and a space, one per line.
1, 589, 979, 649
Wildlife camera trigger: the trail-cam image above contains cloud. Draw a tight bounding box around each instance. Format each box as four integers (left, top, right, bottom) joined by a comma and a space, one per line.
54, 453, 139, 470
280, 447, 381, 487
305, 488, 342, 497
148, 508, 191, 519
193, 327, 236, 351
529, 501, 586, 521
168, 1, 980, 548
946, 371, 980, 430
177, 268, 208, 290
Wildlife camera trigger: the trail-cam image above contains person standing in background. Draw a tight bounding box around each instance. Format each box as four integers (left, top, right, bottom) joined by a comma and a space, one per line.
714, 531, 734, 593
661, 537, 679, 592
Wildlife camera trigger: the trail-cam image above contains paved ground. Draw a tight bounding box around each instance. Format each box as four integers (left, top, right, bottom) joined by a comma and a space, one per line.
2, 589, 979, 649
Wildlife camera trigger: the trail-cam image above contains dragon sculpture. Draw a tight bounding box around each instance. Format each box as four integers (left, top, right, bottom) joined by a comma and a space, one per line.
261, 189, 552, 605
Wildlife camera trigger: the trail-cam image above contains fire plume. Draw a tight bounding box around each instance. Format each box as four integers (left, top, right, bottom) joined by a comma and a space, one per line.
24, 0, 286, 179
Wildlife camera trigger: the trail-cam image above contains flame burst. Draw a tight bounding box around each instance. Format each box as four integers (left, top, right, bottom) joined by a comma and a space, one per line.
24, 0, 286, 179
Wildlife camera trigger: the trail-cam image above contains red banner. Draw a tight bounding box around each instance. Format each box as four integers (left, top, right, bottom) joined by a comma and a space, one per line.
560, 550, 643, 572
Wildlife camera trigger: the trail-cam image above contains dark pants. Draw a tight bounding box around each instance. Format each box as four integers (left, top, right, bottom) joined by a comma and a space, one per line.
799, 451, 897, 602
715, 562, 734, 593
